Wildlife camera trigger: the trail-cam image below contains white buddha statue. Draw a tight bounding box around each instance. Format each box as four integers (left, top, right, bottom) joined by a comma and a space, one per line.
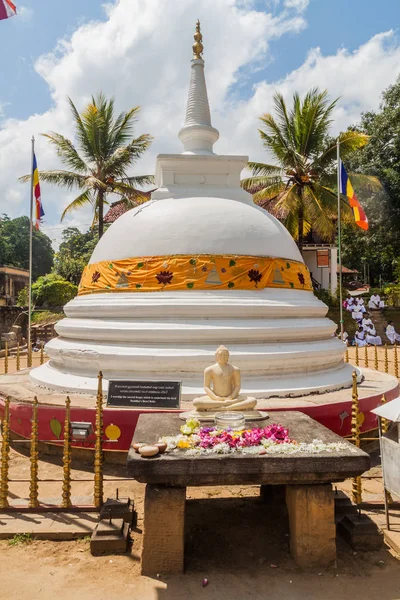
193, 345, 257, 412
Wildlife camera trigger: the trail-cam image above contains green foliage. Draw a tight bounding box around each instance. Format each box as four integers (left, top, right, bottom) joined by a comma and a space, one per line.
32, 273, 77, 307
17, 287, 28, 307
20, 94, 153, 238
54, 227, 99, 285
242, 88, 373, 250
343, 76, 400, 283
383, 284, 400, 307
31, 310, 63, 325
314, 288, 339, 308
8, 533, 33, 546
0, 215, 54, 280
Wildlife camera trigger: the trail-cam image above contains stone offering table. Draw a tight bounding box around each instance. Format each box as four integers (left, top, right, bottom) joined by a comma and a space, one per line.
129, 411, 369, 575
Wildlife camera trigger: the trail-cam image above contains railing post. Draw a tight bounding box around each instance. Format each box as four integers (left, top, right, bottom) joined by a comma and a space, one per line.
351, 370, 362, 505
355, 344, 359, 367
384, 343, 389, 374
4, 341, 8, 374
394, 344, 399, 379
374, 344, 379, 370
94, 372, 104, 508
345, 347, 349, 363
364, 344, 369, 368
29, 396, 39, 509
16, 342, 20, 371
0, 397, 11, 508
40, 341, 44, 365
61, 396, 72, 508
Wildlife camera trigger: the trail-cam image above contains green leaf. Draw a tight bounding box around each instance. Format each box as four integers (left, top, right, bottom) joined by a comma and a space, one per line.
286, 262, 290, 269
50, 418, 62, 439
227, 282, 235, 288
189, 259, 196, 265
109, 263, 113, 269
289, 282, 294, 289
186, 282, 194, 289
229, 260, 236, 267
137, 262, 144, 269
135, 284, 142, 289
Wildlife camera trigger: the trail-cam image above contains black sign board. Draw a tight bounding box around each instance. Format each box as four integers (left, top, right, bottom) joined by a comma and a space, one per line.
107, 380, 181, 409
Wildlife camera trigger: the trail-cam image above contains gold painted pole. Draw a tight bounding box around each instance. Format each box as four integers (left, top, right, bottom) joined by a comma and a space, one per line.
380, 394, 390, 434
94, 372, 104, 508
374, 344, 379, 370
345, 347, 349, 363
384, 343, 389, 374
355, 343, 359, 367
40, 341, 44, 365
394, 344, 399, 379
16, 342, 20, 371
29, 396, 39, 509
364, 344, 369, 368
61, 396, 72, 509
351, 371, 362, 505
4, 341, 8, 375
0, 397, 11, 508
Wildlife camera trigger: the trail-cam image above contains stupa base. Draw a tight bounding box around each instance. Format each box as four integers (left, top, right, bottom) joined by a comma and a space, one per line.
0, 366, 398, 461
178, 409, 269, 422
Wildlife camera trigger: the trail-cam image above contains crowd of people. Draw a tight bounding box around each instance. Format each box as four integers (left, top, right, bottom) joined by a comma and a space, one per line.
340, 293, 398, 347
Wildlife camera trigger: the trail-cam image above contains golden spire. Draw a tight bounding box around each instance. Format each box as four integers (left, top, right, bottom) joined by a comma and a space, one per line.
192, 19, 204, 59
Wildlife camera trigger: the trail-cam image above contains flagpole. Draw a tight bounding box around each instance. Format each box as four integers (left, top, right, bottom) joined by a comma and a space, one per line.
27, 135, 34, 367
337, 137, 344, 340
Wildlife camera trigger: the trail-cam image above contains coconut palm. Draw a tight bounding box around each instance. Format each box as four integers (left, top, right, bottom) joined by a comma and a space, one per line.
20, 94, 153, 238
242, 88, 379, 252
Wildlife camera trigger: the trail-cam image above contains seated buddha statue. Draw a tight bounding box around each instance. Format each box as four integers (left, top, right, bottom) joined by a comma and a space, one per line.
193, 345, 257, 412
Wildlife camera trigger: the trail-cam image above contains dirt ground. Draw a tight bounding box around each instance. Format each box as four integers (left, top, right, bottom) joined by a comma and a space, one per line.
0, 438, 400, 599
1, 351, 400, 599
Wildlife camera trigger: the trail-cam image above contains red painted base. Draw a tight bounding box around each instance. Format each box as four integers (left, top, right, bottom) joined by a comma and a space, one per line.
0, 370, 397, 454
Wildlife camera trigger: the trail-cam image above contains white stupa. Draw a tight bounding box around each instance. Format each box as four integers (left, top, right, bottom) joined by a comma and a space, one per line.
31, 21, 353, 398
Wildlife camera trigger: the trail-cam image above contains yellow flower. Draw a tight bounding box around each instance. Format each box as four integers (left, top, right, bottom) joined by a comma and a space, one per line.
177, 440, 191, 449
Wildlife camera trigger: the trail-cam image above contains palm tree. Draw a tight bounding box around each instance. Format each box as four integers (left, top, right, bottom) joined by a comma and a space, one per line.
20, 94, 153, 238
242, 88, 379, 252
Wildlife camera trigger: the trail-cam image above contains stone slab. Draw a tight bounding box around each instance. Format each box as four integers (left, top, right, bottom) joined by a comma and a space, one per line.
0, 511, 98, 540
337, 514, 384, 550
179, 409, 269, 422
127, 412, 370, 487
90, 521, 130, 556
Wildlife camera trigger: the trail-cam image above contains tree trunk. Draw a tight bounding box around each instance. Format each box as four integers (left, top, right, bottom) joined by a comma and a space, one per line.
98, 190, 104, 239
298, 189, 304, 254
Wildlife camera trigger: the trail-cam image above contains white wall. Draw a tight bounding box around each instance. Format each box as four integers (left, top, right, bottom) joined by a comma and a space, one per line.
302, 247, 337, 295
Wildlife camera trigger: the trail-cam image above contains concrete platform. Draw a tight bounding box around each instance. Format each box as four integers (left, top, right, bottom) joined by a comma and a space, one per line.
0, 508, 98, 540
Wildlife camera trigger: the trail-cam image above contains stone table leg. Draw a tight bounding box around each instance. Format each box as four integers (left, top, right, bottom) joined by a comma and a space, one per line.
141, 484, 186, 576
286, 483, 336, 568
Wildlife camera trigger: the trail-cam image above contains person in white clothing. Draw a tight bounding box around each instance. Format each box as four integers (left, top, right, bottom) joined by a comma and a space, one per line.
386, 321, 400, 344
358, 297, 365, 307
368, 294, 385, 310
352, 299, 365, 322
345, 295, 355, 312
362, 314, 373, 330
355, 326, 368, 347
366, 325, 382, 346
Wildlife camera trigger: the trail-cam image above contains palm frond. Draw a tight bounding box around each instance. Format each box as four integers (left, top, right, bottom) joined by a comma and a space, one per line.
19, 170, 87, 190
245, 162, 284, 177
61, 189, 93, 221
41, 132, 88, 174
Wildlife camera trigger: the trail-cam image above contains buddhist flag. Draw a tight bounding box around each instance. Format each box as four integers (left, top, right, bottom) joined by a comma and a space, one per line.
339, 160, 368, 231
32, 153, 44, 230
0, 0, 16, 21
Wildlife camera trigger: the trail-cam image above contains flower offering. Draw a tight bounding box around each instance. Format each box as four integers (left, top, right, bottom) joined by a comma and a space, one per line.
159, 420, 354, 456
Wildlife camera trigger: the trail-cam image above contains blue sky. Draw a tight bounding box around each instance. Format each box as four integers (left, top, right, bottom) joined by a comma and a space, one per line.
1, 0, 400, 246
2, 0, 400, 120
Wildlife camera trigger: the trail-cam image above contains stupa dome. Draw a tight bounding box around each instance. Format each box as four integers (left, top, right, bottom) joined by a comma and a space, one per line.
90, 196, 303, 264
30, 21, 353, 397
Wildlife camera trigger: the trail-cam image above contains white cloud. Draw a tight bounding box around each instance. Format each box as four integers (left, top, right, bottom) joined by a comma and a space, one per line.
17, 5, 34, 21
0, 0, 400, 247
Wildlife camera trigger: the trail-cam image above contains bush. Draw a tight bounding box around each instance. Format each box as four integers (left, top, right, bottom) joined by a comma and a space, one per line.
314, 288, 339, 308
383, 284, 400, 307
17, 287, 28, 307
32, 274, 77, 308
